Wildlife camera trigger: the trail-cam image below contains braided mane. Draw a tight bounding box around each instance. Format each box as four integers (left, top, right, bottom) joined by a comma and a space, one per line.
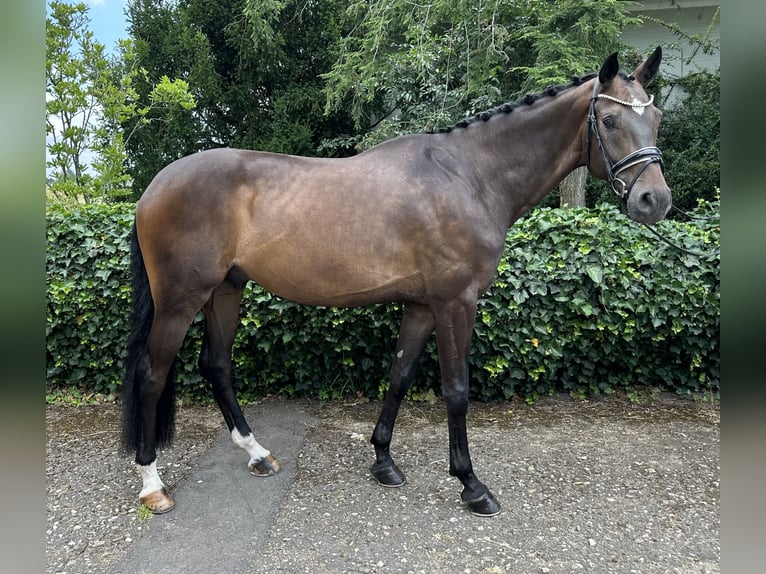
427, 73, 598, 134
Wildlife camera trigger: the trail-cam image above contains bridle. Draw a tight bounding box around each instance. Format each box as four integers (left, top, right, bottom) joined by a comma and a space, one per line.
585, 78, 664, 201
585, 79, 718, 259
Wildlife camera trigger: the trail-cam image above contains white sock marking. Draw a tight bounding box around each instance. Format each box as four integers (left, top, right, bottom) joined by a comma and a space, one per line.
137, 461, 165, 497
231, 428, 270, 465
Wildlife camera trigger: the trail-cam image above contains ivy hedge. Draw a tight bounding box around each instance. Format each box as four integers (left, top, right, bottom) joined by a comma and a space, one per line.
46, 199, 719, 402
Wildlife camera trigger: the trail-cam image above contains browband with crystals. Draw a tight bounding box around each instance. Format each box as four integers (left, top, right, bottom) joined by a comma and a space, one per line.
596, 93, 654, 116
596, 93, 654, 108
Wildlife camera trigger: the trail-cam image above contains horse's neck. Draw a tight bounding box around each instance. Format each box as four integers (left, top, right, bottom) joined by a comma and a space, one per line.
457, 82, 592, 226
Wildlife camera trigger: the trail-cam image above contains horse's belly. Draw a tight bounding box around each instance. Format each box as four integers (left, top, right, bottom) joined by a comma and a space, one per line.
237, 244, 423, 307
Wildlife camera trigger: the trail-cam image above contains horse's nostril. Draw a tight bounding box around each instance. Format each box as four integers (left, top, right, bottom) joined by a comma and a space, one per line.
640, 191, 655, 208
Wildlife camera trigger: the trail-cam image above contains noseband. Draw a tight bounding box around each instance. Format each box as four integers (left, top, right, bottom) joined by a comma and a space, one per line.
585, 79, 664, 200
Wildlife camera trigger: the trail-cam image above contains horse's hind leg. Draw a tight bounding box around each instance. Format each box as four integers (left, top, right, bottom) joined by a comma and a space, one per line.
136, 305, 201, 514
370, 303, 434, 486
199, 276, 280, 477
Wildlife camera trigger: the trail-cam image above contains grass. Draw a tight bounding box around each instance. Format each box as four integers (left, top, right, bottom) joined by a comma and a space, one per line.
135, 503, 153, 521
45, 387, 116, 406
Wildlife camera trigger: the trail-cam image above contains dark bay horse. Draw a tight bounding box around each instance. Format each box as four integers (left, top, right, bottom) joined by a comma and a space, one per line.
122, 48, 671, 517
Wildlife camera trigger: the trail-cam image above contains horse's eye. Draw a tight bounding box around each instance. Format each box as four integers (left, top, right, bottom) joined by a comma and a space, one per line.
602, 116, 616, 130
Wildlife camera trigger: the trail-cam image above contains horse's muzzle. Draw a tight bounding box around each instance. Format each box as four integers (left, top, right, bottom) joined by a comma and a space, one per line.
627, 184, 672, 225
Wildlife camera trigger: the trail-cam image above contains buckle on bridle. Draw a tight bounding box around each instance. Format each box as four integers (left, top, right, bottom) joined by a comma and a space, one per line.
611, 178, 628, 198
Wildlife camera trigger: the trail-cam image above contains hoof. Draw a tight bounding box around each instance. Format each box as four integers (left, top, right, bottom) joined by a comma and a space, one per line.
463, 490, 501, 517
139, 487, 175, 514
370, 461, 406, 488
249, 454, 281, 477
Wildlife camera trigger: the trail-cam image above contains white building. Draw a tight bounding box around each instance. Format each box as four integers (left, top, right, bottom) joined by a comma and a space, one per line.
621, 0, 720, 104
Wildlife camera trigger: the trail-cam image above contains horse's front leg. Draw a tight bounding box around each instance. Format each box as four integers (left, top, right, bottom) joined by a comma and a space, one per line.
434, 296, 501, 517
370, 303, 434, 486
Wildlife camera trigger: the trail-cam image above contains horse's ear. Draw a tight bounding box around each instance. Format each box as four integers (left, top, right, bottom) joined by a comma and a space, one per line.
632, 46, 662, 87
598, 52, 620, 88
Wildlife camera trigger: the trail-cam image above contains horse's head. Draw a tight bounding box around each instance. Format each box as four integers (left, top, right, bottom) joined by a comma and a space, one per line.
586, 47, 672, 225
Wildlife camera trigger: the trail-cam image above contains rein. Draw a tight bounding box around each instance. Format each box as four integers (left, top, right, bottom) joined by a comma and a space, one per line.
639, 203, 720, 258
585, 79, 664, 201
670, 204, 720, 222
639, 221, 718, 258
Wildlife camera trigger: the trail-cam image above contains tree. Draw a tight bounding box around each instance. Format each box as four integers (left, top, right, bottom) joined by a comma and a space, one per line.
46, 0, 103, 201
512, 0, 631, 91
46, 0, 195, 203
322, 0, 632, 177
92, 40, 195, 200
513, 0, 634, 209
656, 69, 719, 210
323, 0, 533, 150
649, 8, 720, 211
124, 0, 357, 197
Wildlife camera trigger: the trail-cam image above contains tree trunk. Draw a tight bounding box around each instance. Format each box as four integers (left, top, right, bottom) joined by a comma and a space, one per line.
560, 166, 587, 209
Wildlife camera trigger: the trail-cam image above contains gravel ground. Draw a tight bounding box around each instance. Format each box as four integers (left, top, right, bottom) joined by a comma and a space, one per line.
46, 394, 719, 574
46, 402, 223, 574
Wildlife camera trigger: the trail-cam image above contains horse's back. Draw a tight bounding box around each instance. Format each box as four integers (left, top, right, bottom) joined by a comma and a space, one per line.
135, 145, 501, 307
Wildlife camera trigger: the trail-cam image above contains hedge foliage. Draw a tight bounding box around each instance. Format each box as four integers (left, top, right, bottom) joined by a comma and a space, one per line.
46, 199, 719, 402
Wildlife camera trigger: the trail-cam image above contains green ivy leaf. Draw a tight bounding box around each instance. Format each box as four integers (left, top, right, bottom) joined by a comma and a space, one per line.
46, 201, 719, 402
586, 264, 603, 285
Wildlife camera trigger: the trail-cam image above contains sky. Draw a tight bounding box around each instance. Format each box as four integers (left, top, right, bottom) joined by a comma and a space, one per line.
83, 0, 129, 53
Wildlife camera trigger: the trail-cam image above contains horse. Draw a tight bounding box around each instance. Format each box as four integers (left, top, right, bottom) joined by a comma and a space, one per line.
122, 48, 671, 517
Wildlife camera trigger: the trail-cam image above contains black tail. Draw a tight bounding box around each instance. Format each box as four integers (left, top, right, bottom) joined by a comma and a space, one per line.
121, 223, 177, 453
